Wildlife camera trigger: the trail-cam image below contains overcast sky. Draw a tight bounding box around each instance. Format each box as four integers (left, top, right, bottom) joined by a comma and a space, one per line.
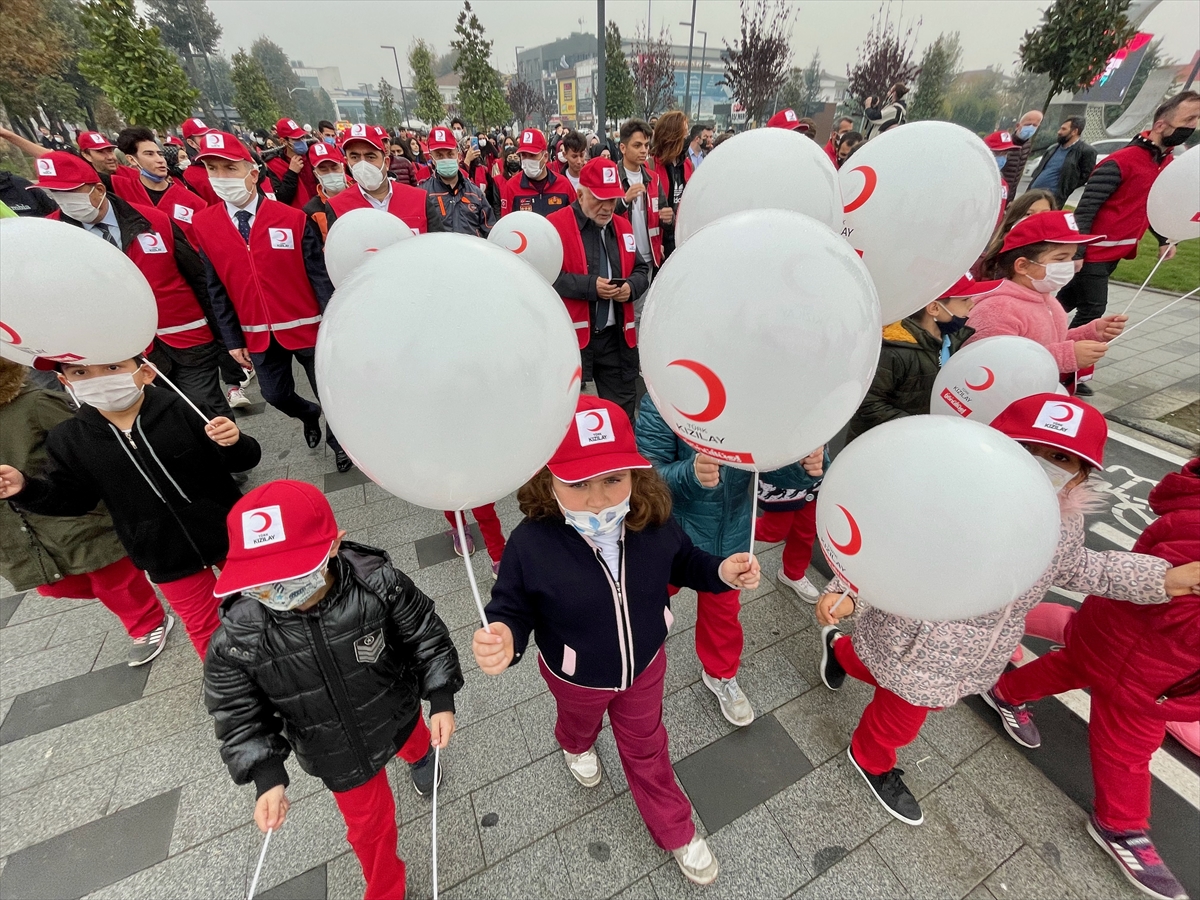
207, 0, 1199, 95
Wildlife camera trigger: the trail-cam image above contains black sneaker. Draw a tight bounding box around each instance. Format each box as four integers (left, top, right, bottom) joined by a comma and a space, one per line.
410, 746, 442, 797
820, 625, 846, 691
847, 745, 923, 825
302, 417, 322, 449
333, 447, 353, 473
1075, 382, 1094, 396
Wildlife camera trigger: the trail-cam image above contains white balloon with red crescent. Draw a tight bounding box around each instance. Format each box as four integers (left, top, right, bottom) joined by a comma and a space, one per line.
323, 208, 413, 289
674, 127, 842, 245
640, 209, 880, 471
0, 216, 158, 365
488, 211, 563, 283
1147, 144, 1200, 244
930, 336, 1060, 424
839, 121, 1002, 325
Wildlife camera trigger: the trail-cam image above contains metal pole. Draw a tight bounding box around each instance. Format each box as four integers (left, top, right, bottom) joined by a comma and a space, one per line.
382, 46, 411, 131
682, 0, 697, 118
694, 30, 707, 121
185, 0, 229, 131
596, 0, 607, 135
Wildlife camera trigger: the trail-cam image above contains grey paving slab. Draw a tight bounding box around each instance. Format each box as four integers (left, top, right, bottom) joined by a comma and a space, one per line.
0, 757, 123, 857
674, 714, 812, 834
661, 682, 724, 762
167, 768, 256, 855
609, 875, 662, 899
0, 632, 104, 699
434, 707, 531, 806
250, 789, 351, 896
737, 590, 810, 655
444, 833, 571, 899
325, 851, 367, 900
45, 600, 129, 649
396, 794, 486, 899
453, 656, 547, 729
0, 593, 23, 628
4, 592, 96, 627
323, 483, 366, 510
0, 728, 56, 797
141, 637, 204, 695
771, 664, 872, 767
514, 687, 563, 761
470, 749, 614, 865
323, 466, 372, 492
448, 623, 480, 674
661, 628, 704, 697
918, 701, 999, 767
869, 774, 1023, 900
257, 863, 328, 900
0, 618, 50, 663
693, 642, 811, 727
414, 523, 485, 569
107, 721, 225, 812
983, 845, 1079, 900
2, 788, 178, 900
894, 732, 955, 801
0, 663, 149, 745
789, 842, 912, 900
557, 793, 671, 900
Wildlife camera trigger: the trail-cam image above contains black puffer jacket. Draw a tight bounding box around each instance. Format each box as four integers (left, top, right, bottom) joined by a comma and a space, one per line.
203, 542, 463, 795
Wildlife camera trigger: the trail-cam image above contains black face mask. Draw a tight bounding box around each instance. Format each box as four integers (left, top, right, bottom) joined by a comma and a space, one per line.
936, 315, 969, 336
1161, 125, 1194, 148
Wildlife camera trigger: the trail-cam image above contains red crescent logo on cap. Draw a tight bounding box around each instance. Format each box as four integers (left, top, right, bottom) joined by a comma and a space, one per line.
1051, 403, 1076, 422
828, 505, 863, 555
843, 165, 877, 214
249, 511, 272, 533
667, 359, 727, 422
583, 411, 605, 432
0, 321, 21, 345
511, 231, 528, 253
964, 367, 995, 391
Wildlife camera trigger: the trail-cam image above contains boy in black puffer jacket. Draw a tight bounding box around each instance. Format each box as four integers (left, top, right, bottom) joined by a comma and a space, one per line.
203, 480, 463, 900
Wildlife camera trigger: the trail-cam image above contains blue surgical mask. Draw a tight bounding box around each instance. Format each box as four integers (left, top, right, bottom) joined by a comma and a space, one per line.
323, 136, 336, 146
1017, 125, 1036, 140
995, 154, 1007, 169
557, 497, 630, 538
291, 140, 308, 155
140, 168, 166, 184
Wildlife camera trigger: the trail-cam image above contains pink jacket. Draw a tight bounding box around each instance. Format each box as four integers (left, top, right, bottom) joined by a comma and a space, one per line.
964, 279, 1102, 373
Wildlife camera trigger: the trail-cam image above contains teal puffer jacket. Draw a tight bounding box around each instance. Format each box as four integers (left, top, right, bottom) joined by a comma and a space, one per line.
634, 395, 826, 557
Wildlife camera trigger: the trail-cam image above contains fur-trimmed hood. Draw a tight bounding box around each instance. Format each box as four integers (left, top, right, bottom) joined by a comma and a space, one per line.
0, 359, 28, 408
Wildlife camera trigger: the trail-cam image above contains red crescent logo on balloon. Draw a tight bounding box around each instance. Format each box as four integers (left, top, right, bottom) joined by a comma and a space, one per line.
964, 367, 995, 391
250, 511, 272, 533
842, 166, 877, 214
668, 359, 727, 422
828, 505, 863, 555
1051, 404, 1076, 422
584, 411, 605, 432
512, 231, 529, 253
0, 321, 20, 345
568, 366, 582, 389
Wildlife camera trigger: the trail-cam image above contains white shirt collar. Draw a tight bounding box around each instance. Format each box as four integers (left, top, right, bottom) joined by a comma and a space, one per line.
92, 201, 119, 233
360, 182, 392, 211
225, 193, 259, 223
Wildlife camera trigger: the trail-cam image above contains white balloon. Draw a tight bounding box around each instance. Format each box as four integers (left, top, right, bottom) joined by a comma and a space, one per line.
675, 128, 842, 244
488, 210, 564, 282
640, 209, 880, 471
817, 415, 1060, 620
0, 216, 157, 365
323, 208, 413, 288
315, 234, 581, 510
840, 121, 1002, 325
930, 336, 1061, 424
1147, 145, 1200, 244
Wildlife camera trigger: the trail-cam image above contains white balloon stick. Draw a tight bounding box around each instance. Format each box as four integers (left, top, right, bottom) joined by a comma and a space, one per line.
748, 469, 759, 560
143, 361, 211, 424
455, 510, 492, 633
246, 827, 272, 900
431, 745, 441, 900
828, 588, 853, 618
1109, 288, 1197, 345
1120, 245, 1174, 315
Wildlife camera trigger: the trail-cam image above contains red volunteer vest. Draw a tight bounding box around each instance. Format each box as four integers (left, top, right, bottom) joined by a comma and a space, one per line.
328, 183, 430, 234
548, 207, 637, 350
182, 163, 219, 205
267, 155, 317, 209
110, 172, 207, 244
126, 203, 213, 349
190, 198, 322, 353
1086, 141, 1173, 263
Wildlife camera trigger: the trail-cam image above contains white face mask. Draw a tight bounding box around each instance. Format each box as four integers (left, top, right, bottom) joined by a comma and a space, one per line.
245, 566, 329, 612
317, 170, 347, 195
521, 158, 544, 179
1036, 456, 1077, 494
557, 496, 630, 537
350, 160, 386, 191
53, 187, 104, 224
210, 174, 254, 206
1030, 260, 1075, 294
66, 370, 144, 411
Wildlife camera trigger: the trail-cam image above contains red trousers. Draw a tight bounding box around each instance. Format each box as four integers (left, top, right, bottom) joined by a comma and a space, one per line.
443, 505, 506, 562
540, 650, 695, 851
755, 503, 817, 580
835, 636, 937, 775
37, 555, 163, 639
157, 565, 222, 658
995, 647, 1164, 832
668, 584, 743, 679
331, 716, 431, 900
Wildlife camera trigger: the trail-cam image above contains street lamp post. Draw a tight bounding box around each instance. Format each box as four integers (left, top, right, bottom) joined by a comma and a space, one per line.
693, 30, 707, 121
381, 45, 412, 130
595, 0, 606, 134
680, 0, 697, 117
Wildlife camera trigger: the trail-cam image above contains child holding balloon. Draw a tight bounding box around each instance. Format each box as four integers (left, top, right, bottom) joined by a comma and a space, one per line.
814, 394, 1198, 827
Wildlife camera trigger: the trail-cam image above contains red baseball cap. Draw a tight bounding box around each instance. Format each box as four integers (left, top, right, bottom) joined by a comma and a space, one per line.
547, 397, 652, 483
767, 108, 801, 130
938, 271, 1004, 300
517, 128, 548, 155
427, 126, 458, 152
308, 140, 344, 167
340, 122, 387, 152
215, 480, 340, 597
1000, 210, 1104, 253
77, 131, 115, 150
180, 118, 213, 140
990, 393, 1106, 469
984, 130, 1016, 152
578, 157, 626, 200
163, 135, 185, 147
275, 118, 306, 140
192, 130, 253, 162
32, 152, 101, 191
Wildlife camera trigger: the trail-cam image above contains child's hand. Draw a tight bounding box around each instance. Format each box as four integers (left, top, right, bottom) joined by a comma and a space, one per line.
720, 553, 760, 590
802, 447, 825, 477
1164, 561, 1200, 596
254, 785, 289, 833
1074, 340, 1108, 368
1096, 314, 1127, 340
472, 622, 513, 675
430, 711, 456, 748
694, 454, 722, 488
816, 591, 854, 627
205, 416, 241, 446
0, 465, 26, 499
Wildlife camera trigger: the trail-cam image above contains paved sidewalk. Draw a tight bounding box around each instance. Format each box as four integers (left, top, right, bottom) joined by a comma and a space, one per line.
0, 336, 1196, 899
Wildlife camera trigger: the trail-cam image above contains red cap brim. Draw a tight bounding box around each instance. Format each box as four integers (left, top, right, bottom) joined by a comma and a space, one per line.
213, 537, 336, 597
940, 278, 1004, 299
547, 453, 652, 483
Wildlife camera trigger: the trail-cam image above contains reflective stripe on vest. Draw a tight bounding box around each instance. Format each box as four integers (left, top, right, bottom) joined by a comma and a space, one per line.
157, 317, 209, 336
1093, 238, 1139, 247
242, 315, 323, 332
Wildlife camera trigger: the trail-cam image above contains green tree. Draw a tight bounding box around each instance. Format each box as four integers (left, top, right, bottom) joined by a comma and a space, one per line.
40, 0, 106, 131
909, 32, 961, 121
377, 78, 401, 130
144, 0, 223, 120
362, 96, 377, 123
0, 0, 69, 123
251, 37, 300, 120
945, 68, 1004, 134
605, 21, 635, 122
230, 48, 280, 130
78, 0, 199, 130
451, 2, 510, 128
433, 49, 459, 78
1019, 0, 1135, 113
409, 39, 447, 125
720, 0, 794, 126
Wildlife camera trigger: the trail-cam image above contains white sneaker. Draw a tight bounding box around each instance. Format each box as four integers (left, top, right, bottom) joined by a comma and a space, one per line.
226, 386, 251, 408
672, 835, 719, 885
240, 365, 256, 385
702, 672, 755, 727
563, 748, 602, 787
777, 570, 820, 603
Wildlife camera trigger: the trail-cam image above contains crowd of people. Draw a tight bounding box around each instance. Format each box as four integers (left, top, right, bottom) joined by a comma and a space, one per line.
0, 89, 1198, 900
